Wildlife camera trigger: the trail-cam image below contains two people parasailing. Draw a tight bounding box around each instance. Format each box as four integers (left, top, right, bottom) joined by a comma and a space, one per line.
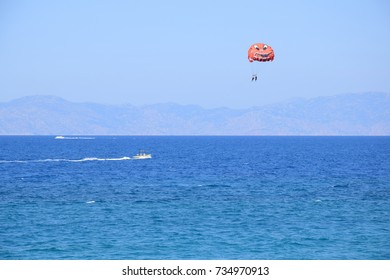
248, 42, 274, 82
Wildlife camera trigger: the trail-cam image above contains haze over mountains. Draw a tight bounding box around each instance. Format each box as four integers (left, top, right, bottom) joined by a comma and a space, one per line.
0, 92, 389, 135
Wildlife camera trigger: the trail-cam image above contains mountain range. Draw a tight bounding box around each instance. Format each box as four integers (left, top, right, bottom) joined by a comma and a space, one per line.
0, 92, 389, 135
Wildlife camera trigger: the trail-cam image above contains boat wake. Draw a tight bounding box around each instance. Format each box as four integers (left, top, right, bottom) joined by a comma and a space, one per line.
0, 157, 132, 163
55, 136, 95, 140
67, 157, 132, 162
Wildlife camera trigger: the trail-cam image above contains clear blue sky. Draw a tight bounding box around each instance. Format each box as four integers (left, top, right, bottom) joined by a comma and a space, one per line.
1, 0, 389, 108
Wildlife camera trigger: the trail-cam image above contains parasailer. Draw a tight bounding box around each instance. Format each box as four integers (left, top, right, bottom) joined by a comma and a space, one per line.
248, 43, 274, 81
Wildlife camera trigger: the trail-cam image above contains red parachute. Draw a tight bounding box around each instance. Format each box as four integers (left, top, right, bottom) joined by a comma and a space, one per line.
248, 43, 274, 62
248, 43, 274, 81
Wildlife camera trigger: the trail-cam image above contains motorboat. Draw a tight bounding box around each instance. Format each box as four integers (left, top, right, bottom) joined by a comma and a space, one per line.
132, 150, 152, 159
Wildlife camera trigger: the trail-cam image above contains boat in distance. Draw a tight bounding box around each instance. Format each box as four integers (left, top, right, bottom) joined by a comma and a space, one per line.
132, 150, 152, 159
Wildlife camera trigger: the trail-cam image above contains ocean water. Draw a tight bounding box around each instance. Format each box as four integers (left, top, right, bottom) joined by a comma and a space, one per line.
0, 136, 389, 260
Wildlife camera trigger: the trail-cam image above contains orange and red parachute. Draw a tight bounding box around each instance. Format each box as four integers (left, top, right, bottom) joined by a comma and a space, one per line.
248, 43, 274, 63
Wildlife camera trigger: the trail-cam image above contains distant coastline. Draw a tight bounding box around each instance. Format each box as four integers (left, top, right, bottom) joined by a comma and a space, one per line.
1, 92, 389, 136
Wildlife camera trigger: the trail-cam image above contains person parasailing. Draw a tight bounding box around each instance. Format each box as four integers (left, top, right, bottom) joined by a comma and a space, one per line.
248, 43, 274, 81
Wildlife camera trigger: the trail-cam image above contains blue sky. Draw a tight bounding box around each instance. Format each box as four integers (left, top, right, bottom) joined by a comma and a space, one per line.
1, 0, 389, 108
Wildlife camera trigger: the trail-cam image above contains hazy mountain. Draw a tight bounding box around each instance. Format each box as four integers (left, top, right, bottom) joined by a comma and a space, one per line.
0, 92, 389, 135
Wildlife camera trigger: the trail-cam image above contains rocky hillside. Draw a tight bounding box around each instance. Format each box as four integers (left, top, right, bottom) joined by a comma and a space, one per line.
1, 93, 389, 135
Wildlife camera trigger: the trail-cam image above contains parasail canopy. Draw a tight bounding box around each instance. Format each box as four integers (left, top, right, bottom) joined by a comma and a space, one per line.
248, 43, 274, 63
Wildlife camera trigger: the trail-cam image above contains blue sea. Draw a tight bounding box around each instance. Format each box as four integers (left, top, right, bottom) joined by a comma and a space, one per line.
0, 136, 389, 260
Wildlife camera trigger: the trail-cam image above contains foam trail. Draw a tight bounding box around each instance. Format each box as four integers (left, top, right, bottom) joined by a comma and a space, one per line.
0, 157, 132, 163
68, 157, 131, 162
0, 160, 29, 163
55, 136, 95, 140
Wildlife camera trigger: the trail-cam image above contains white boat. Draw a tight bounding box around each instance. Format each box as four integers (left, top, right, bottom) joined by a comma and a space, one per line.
55, 136, 65, 139
132, 150, 152, 159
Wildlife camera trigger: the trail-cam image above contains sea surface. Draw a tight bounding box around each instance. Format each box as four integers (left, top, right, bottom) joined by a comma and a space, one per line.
0, 136, 389, 259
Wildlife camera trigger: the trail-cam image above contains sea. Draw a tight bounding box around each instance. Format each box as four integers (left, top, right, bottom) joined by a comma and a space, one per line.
0, 136, 389, 260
